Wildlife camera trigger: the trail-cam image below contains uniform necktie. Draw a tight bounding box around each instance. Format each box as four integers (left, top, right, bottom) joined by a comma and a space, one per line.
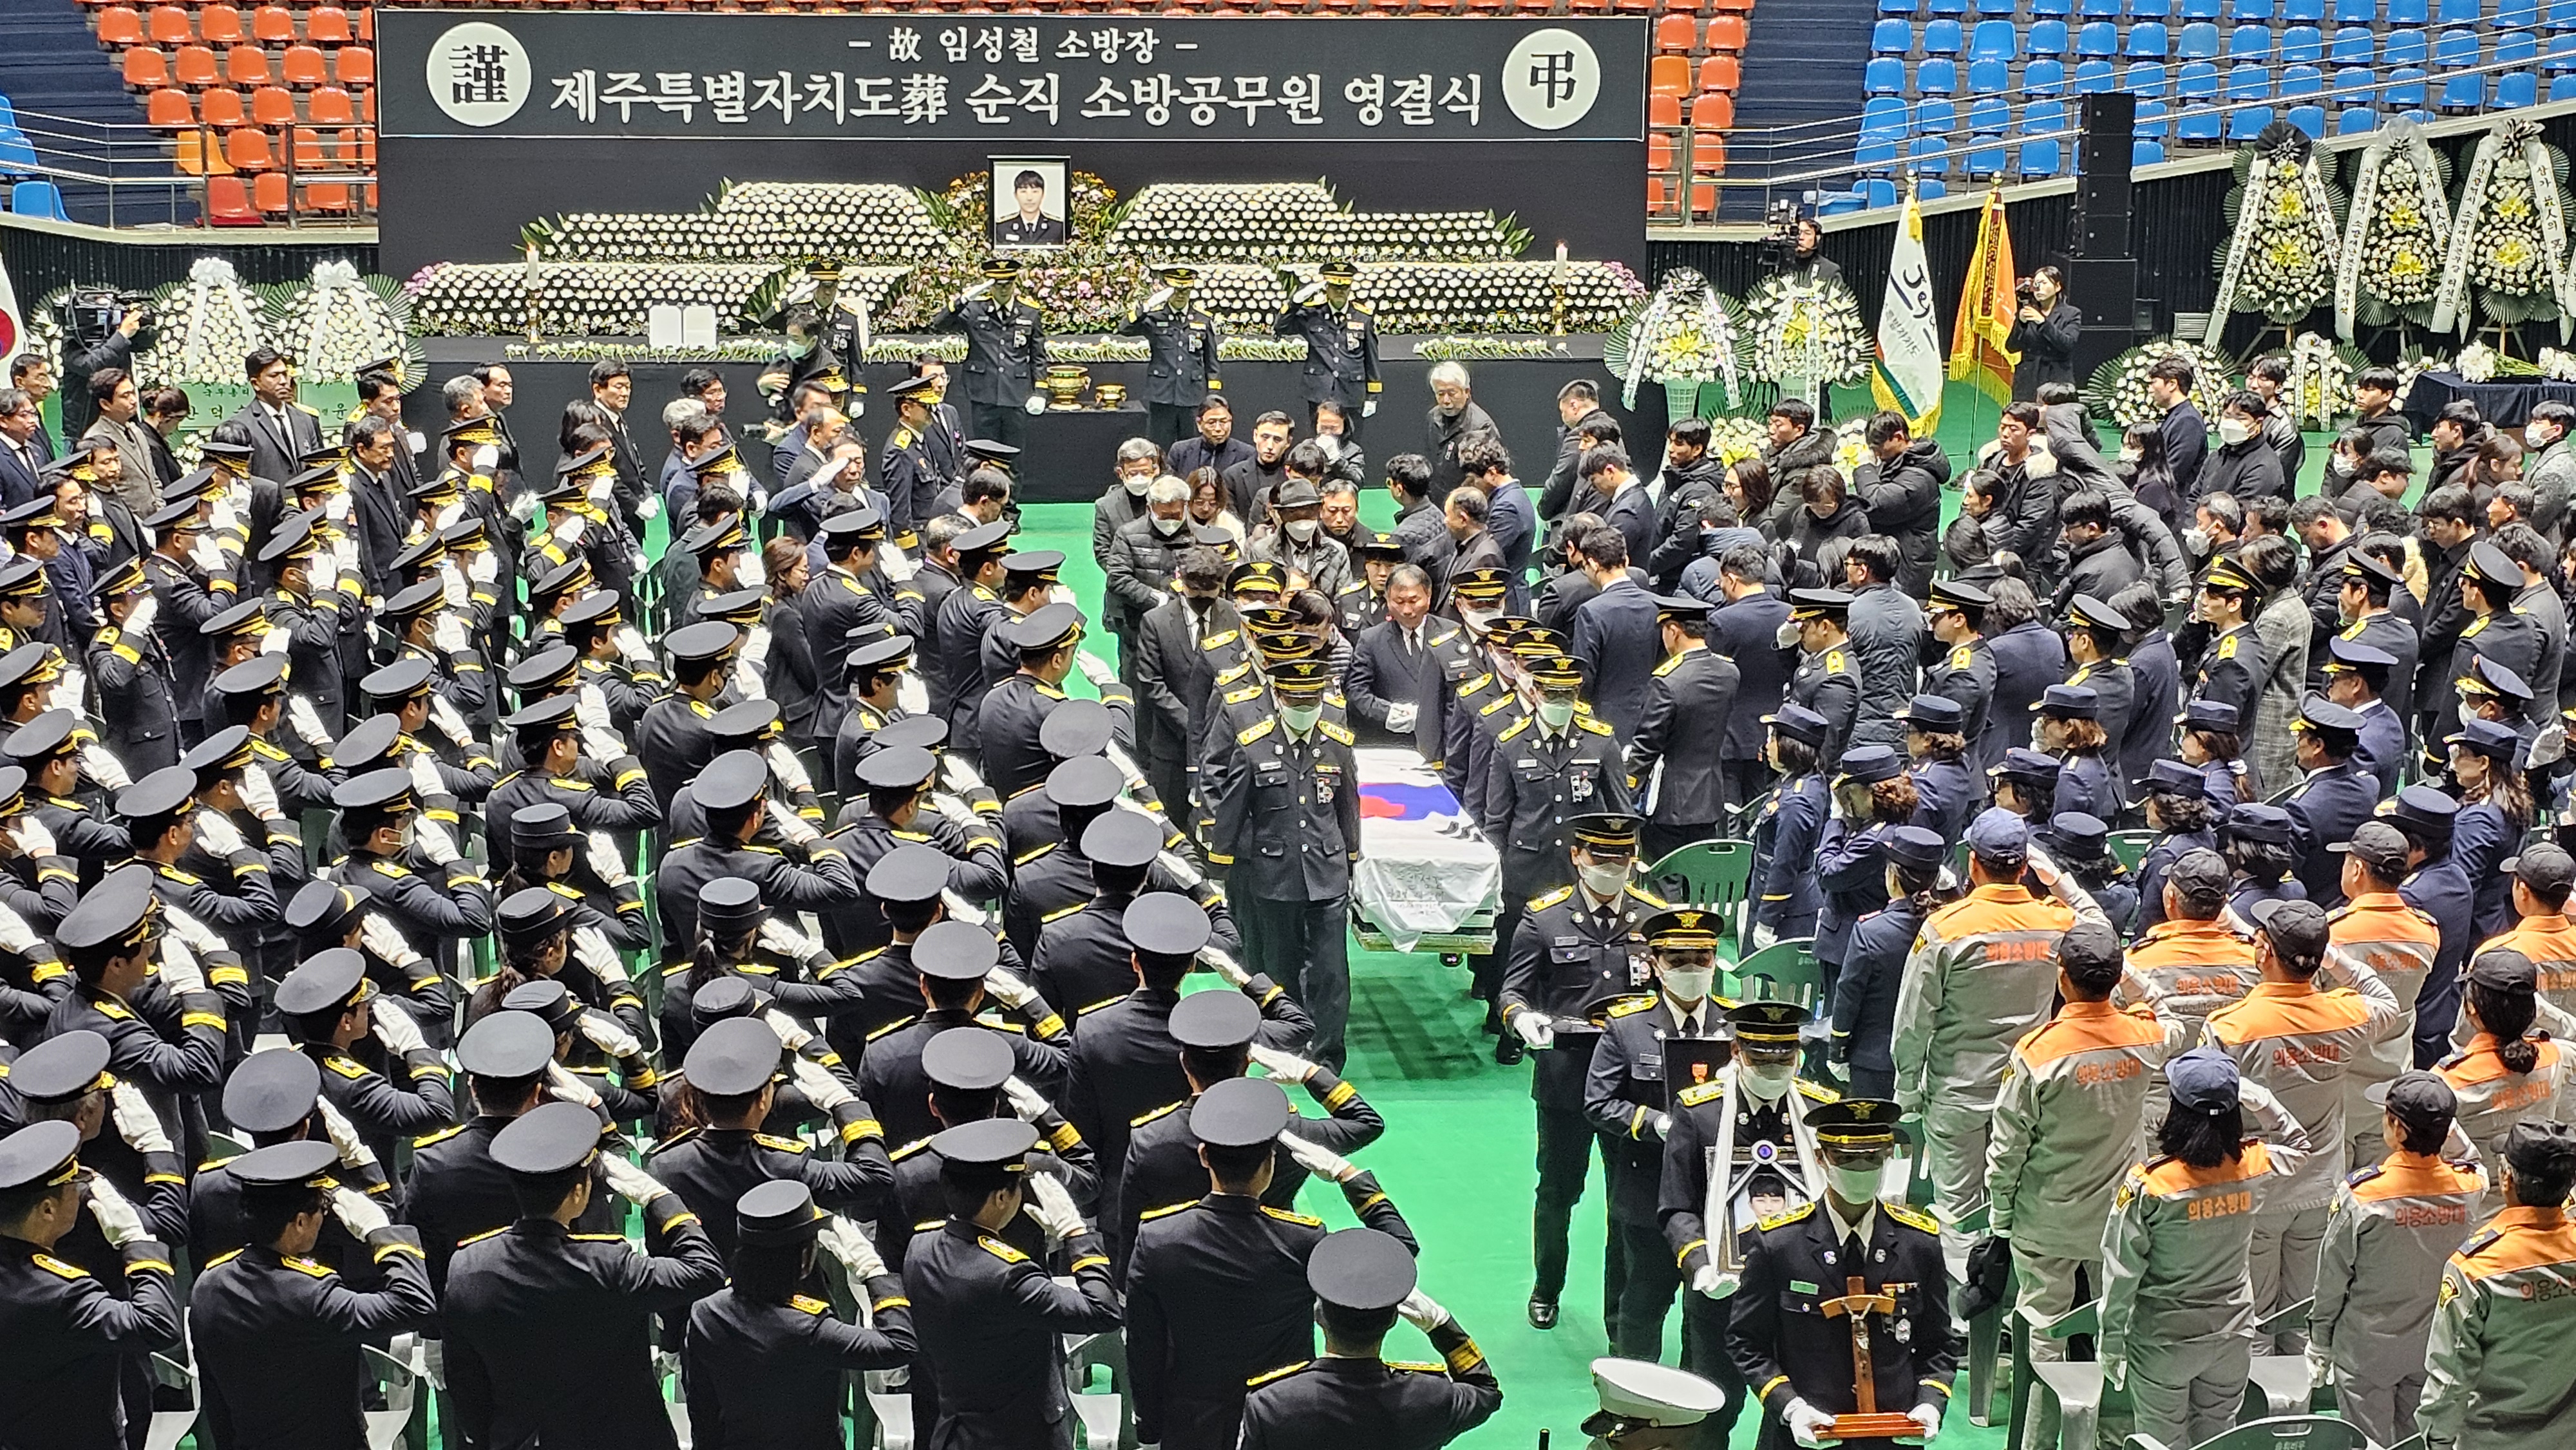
1844, 1232, 1866, 1268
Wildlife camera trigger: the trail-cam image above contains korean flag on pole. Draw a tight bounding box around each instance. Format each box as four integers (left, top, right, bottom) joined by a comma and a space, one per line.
0, 254, 23, 372
1870, 182, 1944, 437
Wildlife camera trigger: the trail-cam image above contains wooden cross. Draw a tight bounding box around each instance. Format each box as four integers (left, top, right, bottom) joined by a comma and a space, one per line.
1818, 1276, 1900, 1416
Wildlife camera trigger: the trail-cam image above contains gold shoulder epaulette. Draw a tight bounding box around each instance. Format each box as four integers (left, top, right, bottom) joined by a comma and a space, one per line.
1676, 1080, 1725, 1107
1139, 1200, 1197, 1222
1260, 1205, 1324, 1227
1608, 993, 1660, 1018
458, 1227, 507, 1248
1580, 716, 1615, 736
1624, 884, 1669, 907
753, 1133, 810, 1154
1043, 901, 1087, 923
1757, 1201, 1817, 1231
1224, 683, 1265, 706
1797, 1080, 1842, 1104
1130, 1098, 1185, 1128
1886, 1202, 1938, 1234
1238, 718, 1276, 746
1247, 1361, 1312, 1388
791, 1293, 832, 1315
1319, 720, 1354, 746
1497, 714, 1531, 740
977, 1235, 1028, 1264
413, 1124, 466, 1149
1014, 842, 1057, 867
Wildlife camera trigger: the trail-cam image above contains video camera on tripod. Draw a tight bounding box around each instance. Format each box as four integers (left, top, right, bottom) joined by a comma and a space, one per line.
1757, 199, 1803, 272
55, 286, 154, 348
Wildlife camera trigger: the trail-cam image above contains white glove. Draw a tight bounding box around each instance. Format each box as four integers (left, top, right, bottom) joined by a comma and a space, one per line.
927, 793, 983, 834
573, 683, 613, 733
577, 1010, 643, 1060
7, 816, 52, 859
1143, 287, 1175, 313
762, 1008, 815, 1052
766, 742, 813, 795
1197, 945, 1251, 987
468, 550, 500, 586
1693, 1265, 1741, 1299
162, 905, 224, 958
960, 279, 994, 302
1385, 701, 1417, 733
1246, 1043, 1318, 1084
360, 914, 417, 967
1396, 1288, 1452, 1330
941, 889, 989, 928
1002, 1075, 1051, 1122
1024, 1169, 1086, 1245
438, 563, 469, 610
1750, 923, 1779, 952
635, 494, 662, 521
740, 625, 773, 670
0, 902, 42, 955
1907, 1404, 1942, 1440
48, 668, 86, 715
765, 798, 820, 847
429, 696, 475, 748
80, 744, 132, 793
238, 764, 283, 822
401, 753, 446, 811
330, 1184, 392, 1236
371, 996, 428, 1055
896, 669, 928, 716
207, 494, 240, 534
982, 965, 1037, 1010
2304, 1345, 2333, 1388
193, 808, 246, 857
111, 1080, 173, 1154
189, 536, 229, 576
878, 543, 917, 582
598, 1153, 671, 1205
1074, 652, 1117, 689
757, 917, 820, 960
85, 1175, 147, 1248
413, 818, 461, 866
1361, 399, 1378, 418
1276, 1130, 1358, 1183
432, 613, 471, 655
791, 1053, 855, 1111
573, 925, 629, 986
580, 724, 629, 766
735, 653, 769, 700
316, 1097, 378, 1171
287, 695, 331, 746
545, 1061, 602, 1109
507, 487, 538, 522
552, 513, 586, 548
1784, 1398, 1835, 1449
1024, 393, 1048, 416
818, 1215, 890, 1279
613, 626, 652, 665
583, 832, 633, 888
156, 937, 207, 995
1511, 1010, 1556, 1049
1156, 849, 1207, 892
123, 594, 158, 640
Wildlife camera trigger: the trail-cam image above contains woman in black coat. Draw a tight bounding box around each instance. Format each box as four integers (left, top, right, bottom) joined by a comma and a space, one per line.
2007, 266, 2083, 399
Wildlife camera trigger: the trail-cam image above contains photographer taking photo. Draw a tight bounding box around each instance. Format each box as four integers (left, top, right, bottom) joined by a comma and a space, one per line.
53, 289, 149, 440
2007, 266, 2081, 400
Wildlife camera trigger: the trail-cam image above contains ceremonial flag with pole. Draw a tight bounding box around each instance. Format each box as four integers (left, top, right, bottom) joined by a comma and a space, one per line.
0, 254, 23, 373
1947, 182, 2021, 406
1871, 180, 1944, 435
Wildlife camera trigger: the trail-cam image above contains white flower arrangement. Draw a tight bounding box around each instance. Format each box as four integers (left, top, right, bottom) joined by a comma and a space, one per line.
264, 260, 417, 383
1742, 273, 1869, 389
2208, 126, 2342, 339
2278, 332, 2369, 431
2391, 347, 2447, 400
138, 258, 269, 386
406, 261, 902, 339
1707, 416, 1770, 466
527, 182, 950, 264
2083, 338, 2237, 428
1415, 336, 1563, 361
1105, 182, 1530, 262
2456, 340, 2501, 382
2434, 121, 2575, 336
1605, 267, 1750, 415
2541, 347, 2576, 382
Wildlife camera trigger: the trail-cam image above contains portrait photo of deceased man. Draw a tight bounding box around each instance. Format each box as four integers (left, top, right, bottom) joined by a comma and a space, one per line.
990, 158, 1069, 247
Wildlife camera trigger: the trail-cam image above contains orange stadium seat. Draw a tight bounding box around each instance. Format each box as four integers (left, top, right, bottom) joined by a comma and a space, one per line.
304, 180, 353, 211
147, 5, 192, 44
1709, 0, 1752, 10
198, 4, 245, 44
1691, 131, 1726, 170
253, 171, 289, 212
1655, 14, 1696, 48
146, 88, 194, 127
1651, 55, 1692, 93
251, 4, 294, 42
207, 175, 260, 223
1648, 131, 1673, 169
175, 127, 230, 174
1690, 90, 1733, 127
1650, 91, 1683, 125
305, 6, 352, 42
173, 44, 220, 86
356, 6, 372, 41
281, 44, 327, 86
1704, 14, 1746, 48
197, 86, 247, 126
250, 84, 296, 125
96, 7, 146, 45
224, 126, 272, 169
289, 126, 327, 168
307, 85, 354, 124
334, 44, 372, 86
1700, 53, 1739, 89
225, 44, 270, 86
361, 86, 374, 122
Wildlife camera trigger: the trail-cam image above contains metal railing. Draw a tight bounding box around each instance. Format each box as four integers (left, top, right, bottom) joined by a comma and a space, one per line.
3, 106, 377, 230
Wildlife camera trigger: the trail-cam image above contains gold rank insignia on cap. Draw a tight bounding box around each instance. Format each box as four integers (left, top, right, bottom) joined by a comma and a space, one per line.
2202, 556, 2259, 594
808, 258, 845, 283
1728, 1000, 1804, 1045
692, 444, 744, 482
1524, 654, 1584, 689
1808, 1097, 1900, 1148
1450, 567, 1510, 601
1643, 907, 1719, 950
1569, 813, 1642, 852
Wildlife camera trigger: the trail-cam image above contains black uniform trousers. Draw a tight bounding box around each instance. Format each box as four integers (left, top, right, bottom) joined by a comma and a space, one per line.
967, 404, 1027, 452
1611, 1217, 1686, 1362
1238, 893, 1350, 1070
1147, 404, 1195, 447
1682, 1292, 1748, 1445
1533, 1037, 1613, 1310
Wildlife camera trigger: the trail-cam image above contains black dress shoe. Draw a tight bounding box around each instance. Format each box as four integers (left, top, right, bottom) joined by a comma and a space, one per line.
1494, 1036, 1524, 1066
1527, 1296, 1558, 1330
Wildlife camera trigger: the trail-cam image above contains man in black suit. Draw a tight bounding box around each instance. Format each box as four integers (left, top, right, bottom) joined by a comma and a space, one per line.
1435, 489, 1506, 619
0, 389, 44, 507
6, 355, 61, 465
1539, 379, 1612, 524
2148, 355, 2208, 504
586, 359, 652, 535
345, 415, 412, 595
225, 348, 323, 485
1708, 543, 1792, 807
1628, 594, 1741, 861
1133, 546, 1236, 838
1569, 527, 1661, 743
1345, 565, 1459, 754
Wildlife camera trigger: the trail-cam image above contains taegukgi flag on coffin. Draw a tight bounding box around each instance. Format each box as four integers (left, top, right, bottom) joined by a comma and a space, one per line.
1871, 185, 1944, 435
1948, 182, 2021, 406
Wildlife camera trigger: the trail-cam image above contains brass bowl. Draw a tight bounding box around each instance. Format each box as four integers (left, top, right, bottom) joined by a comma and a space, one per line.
1094, 383, 1128, 410
1041, 364, 1089, 409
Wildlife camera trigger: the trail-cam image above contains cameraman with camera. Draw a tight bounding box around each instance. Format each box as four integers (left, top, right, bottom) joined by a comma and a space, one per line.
2007, 266, 2081, 400
53, 290, 148, 441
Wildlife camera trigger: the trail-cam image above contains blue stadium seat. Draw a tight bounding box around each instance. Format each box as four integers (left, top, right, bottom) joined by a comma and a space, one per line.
2280, 24, 2324, 60
1873, 19, 1915, 52
2183, 0, 2224, 16
2333, 0, 2374, 17
0, 132, 35, 177
2129, 21, 2172, 53
2135, 138, 2168, 164
1919, 58, 1960, 91
1868, 56, 1909, 91
1881, 0, 1921, 13
1817, 192, 1867, 218
2030, 19, 2072, 53
2132, 0, 2173, 15
2228, 103, 2275, 137
2550, 31, 2576, 64
1862, 178, 1900, 208
1965, 135, 2011, 174
1864, 94, 1912, 132
2079, 21, 2123, 53
8, 182, 64, 221
2229, 23, 2272, 57
2136, 96, 2174, 131
1919, 178, 1950, 199
2383, 66, 2428, 108
2227, 61, 2271, 98
2074, 57, 2119, 89
2498, 70, 2539, 104
2552, 0, 2576, 26
2020, 136, 2063, 173
2027, 97, 2071, 129
2127, 59, 2172, 92
2178, 21, 2222, 54
2027, 57, 2070, 89
2178, 104, 2224, 139
2337, 103, 2380, 129
2333, 65, 2377, 100
2081, 0, 2123, 15
2032, 0, 2074, 13
2233, 0, 2273, 15
2283, 0, 2324, 15
2499, 29, 2541, 60
1910, 135, 1953, 173
1927, 0, 1969, 14
2554, 73, 2576, 99
1918, 96, 1960, 129
2177, 58, 2222, 96
1855, 132, 1902, 166
2280, 63, 2325, 94
2434, 0, 2479, 20
2383, 28, 2428, 64
2388, 0, 2428, 21
2439, 71, 2484, 107
1967, 95, 2011, 128
1924, 19, 1966, 51
2330, 25, 2375, 62
2501, 0, 2540, 19
2432, 28, 2479, 65
1971, 19, 2018, 56
2287, 102, 2327, 132
1965, 57, 2008, 88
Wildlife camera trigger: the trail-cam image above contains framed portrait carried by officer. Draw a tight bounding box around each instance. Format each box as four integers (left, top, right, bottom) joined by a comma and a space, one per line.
990, 158, 1070, 249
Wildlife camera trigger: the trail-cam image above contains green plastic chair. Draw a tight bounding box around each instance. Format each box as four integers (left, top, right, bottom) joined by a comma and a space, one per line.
1647, 839, 1756, 943
2123, 1415, 2373, 1450
2007, 1298, 2107, 1450
2107, 829, 2156, 874
1732, 937, 1823, 1011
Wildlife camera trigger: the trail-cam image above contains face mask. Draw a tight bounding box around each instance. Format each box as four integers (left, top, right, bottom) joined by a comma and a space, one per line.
1537, 699, 1576, 731
470, 444, 500, 471
1123, 475, 1151, 496
1461, 606, 1501, 631
1151, 515, 1184, 536
1285, 518, 1319, 543
787, 337, 815, 360
2217, 418, 2255, 447
1828, 1162, 1884, 1203
587, 476, 614, 505
397, 818, 418, 854
1280, 704, 1321, 734
1576, 862, 1628, 898
737, 552, 766, 588
1662, 967, 1717, 1003
434, 501, 465, 531
323, 493, 351, 522
1743, 1061, 1794, 1098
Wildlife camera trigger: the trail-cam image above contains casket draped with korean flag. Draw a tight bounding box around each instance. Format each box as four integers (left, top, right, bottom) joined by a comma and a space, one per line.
1350, 748, 1501, 954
